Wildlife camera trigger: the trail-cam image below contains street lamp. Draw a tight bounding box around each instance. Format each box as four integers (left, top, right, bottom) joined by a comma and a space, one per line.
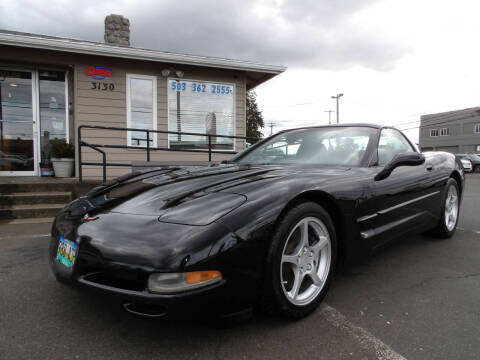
331, 93, 343, 124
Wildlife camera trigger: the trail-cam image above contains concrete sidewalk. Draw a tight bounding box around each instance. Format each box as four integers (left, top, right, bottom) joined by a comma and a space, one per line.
0, 221, 52, 239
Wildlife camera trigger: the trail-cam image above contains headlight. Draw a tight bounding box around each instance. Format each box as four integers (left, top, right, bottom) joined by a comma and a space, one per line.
147, 271, 222, 293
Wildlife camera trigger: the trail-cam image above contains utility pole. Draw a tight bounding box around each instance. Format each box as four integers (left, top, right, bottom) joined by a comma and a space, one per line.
331, 93, 343, 124
324, 110, 334, 125
268, 122, 275, 135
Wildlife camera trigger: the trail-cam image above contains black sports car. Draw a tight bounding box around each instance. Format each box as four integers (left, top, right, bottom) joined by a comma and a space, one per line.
50, 124, 464, 319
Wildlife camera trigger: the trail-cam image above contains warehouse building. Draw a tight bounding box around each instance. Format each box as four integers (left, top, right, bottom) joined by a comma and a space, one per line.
0, 15, 286, 180
419, 107, 480, 154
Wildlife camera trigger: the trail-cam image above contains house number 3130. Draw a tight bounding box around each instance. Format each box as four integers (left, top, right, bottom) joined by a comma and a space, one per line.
91, 82, 115, 91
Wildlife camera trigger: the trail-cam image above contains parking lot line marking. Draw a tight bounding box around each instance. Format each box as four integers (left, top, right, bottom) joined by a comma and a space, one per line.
0, 234, 50, 241
321, 304, 407, 360
456, 227, 480, 235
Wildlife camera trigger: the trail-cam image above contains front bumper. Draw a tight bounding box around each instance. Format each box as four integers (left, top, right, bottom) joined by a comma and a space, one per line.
49, 209, 266, 318
76, 271, 227, 317
51, 252, 235, 318
49, 233, 258, 318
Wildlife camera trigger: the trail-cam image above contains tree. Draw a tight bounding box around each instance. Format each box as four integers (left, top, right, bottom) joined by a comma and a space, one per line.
246, 91, 264, 143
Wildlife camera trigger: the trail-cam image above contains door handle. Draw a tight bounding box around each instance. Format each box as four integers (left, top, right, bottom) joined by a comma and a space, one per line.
426, 164, 433, 171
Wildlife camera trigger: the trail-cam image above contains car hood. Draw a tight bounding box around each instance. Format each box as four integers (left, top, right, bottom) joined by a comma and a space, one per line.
56, 164, 351, 268
65, 164, 349, 225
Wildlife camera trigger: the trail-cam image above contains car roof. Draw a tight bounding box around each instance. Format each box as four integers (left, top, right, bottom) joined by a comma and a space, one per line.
278, 123, 383, 133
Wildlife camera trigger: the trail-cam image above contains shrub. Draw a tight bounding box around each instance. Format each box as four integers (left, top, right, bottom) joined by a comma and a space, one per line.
50, 139, 75, 159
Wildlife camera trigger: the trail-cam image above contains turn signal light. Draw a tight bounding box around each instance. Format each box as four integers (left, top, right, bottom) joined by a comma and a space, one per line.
186, 271, 222, 284
148, 271, 223, 294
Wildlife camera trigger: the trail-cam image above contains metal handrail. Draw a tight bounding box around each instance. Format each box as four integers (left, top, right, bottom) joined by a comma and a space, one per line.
77, 125, 260, 183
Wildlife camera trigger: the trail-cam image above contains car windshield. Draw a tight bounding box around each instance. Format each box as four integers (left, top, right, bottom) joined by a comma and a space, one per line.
468, 154, 480, 161
235, 126, 376, 166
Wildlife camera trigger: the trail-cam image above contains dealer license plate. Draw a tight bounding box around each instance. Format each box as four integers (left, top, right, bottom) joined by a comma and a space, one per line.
56, 236, 78, 269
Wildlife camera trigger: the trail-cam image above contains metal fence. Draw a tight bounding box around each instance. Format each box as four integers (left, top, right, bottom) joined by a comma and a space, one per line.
77, 125, 260, 182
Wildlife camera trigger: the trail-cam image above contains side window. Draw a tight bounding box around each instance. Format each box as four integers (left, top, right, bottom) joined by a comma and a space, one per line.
126, 74, 157, 147
377, 129, 415, 166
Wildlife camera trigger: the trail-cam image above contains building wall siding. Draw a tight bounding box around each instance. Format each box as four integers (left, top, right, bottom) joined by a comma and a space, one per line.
73, 58, 247, 180
0, 45, 251, 180
419, 108, 480, 154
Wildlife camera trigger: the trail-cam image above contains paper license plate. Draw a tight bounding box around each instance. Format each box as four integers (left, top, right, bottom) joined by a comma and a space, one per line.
56, 236, 78, 269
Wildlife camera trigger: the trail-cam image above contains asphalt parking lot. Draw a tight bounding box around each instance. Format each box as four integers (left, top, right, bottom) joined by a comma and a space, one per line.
1, 174, 479, 360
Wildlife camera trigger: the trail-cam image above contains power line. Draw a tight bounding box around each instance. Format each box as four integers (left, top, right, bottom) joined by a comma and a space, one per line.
264, 109, 480, 134
389, 119, 421, 127
417, 109, 480, 122
265, 119, 326, 128
397, 122, 480, 135
396, 113, 480, 131
385, 108, 480, 133
343, 98, 368, 107
364, 110, 480, 131
263, 99, 324, 109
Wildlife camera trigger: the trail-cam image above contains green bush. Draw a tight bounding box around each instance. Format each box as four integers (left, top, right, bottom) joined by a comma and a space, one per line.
50, 139, 75, 159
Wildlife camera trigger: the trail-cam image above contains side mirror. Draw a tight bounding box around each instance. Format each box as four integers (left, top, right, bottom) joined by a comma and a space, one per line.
374, 152, 425, 181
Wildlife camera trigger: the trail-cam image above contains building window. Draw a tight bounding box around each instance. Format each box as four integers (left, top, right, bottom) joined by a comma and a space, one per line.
126, 74, 157, 147
168, 79, 235, 150
440, 128, 449, 136
430, 129, 439, 137
475, 124, 480, 134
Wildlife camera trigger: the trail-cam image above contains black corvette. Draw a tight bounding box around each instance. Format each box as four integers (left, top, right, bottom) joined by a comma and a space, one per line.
50, 124, 464, 319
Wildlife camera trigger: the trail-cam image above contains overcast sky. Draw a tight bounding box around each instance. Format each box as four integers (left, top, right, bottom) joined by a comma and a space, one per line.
1, 0, 479, 142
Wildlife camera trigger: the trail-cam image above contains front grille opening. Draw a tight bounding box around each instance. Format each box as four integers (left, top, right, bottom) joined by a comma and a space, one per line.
123, 302, 167, 318
85, 272, 146, 292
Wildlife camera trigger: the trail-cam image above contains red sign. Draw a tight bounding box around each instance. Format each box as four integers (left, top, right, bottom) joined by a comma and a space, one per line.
85, 66, 112, 80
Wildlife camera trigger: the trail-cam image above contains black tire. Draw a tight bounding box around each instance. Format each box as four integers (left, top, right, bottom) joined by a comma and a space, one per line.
427, 178, 460, 238
261, 202, 337, 319
475, 165, 480, 173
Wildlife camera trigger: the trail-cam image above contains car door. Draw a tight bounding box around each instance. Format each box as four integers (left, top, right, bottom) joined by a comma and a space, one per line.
357, 128, 438, 247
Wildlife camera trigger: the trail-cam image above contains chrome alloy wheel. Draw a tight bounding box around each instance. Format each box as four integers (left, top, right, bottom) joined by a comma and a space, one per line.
280, 217, 331, 306
445, 185, 459, 231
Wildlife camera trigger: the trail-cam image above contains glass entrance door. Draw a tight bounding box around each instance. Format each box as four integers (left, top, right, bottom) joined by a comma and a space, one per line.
0, 70, 36, 175
38, 70, 68, 166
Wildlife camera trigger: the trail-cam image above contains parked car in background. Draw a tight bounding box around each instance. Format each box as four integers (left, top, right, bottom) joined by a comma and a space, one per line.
457, 154, 480, 172
458, 157, 473, 172
0, 150, 32, 171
